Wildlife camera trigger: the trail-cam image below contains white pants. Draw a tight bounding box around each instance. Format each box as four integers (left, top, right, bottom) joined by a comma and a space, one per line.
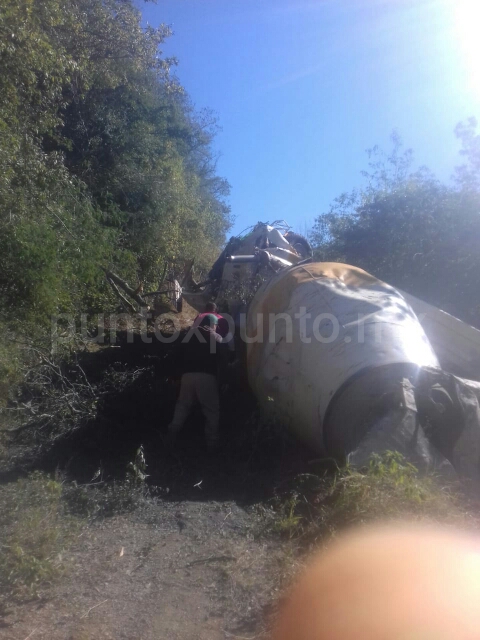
168, 373, 219, 445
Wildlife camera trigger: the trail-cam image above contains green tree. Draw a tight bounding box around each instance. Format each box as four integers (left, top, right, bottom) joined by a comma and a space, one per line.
0, 0, 230, 328
311, 127, 480, 327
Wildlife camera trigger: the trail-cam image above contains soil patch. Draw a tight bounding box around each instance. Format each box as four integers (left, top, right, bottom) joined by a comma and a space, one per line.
2, 500, 298, 640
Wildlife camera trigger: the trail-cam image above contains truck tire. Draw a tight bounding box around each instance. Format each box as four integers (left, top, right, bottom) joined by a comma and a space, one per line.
284, 232, 313, 259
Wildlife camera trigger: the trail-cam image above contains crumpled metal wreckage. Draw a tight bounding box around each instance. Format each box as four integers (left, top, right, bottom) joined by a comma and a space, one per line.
182, 221, 480, 484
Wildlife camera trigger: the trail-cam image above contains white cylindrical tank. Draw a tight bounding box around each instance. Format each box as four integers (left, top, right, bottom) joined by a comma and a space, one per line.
246, 263, 439, 452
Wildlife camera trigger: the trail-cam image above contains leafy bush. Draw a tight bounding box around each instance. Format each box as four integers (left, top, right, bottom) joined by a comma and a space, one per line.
0, 326, 20, 408
0, 0, 230, 331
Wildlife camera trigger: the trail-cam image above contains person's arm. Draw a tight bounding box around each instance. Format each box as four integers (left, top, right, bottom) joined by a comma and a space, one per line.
199, 326, 224, 343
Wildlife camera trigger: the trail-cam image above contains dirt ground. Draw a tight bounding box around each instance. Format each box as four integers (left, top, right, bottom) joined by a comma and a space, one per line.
4, 312, 480, 638
0, 324, 311, 640
2, 496, 298, 640
0, 385, 307, 640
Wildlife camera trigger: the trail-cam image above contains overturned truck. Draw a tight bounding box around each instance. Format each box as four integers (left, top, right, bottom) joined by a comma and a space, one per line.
183, 222, 480, 483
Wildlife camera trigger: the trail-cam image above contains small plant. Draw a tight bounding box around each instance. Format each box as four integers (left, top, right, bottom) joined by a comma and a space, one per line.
273, 494, 302, 537
126, 445, 149, 484
62, 448, 151, 521
367, 450, 428, 501
264, 451, 467, 544
368, 450, 418, 480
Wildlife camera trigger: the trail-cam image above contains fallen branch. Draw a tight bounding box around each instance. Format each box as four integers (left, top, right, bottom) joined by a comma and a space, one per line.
106, 275, 136, 313
102, 268, 148, 308
142, 289, 171, 298
185, 554, 236, 568
158, 260, 168, 291
80, 599, 109, 619
179, 258, 195, 287
222, 631, 260, 640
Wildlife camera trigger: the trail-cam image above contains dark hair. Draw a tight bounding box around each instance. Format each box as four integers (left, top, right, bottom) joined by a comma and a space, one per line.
205, 302, 217, 313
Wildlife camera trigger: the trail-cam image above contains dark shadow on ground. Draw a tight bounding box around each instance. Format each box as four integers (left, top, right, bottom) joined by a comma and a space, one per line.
7, 331, 329, 505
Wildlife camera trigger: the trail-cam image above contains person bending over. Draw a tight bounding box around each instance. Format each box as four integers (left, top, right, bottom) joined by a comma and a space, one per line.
167, 314, 223, 450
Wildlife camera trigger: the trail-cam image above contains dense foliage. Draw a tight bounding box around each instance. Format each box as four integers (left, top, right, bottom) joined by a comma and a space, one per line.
0, 0, 231, 327
311, 125, 480, 327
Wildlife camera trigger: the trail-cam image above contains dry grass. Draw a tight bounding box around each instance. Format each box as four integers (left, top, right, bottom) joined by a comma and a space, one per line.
0, 472, 81, 603
264, 451, 479, 546
0, 451, 477, 638
0, 453, 153, 605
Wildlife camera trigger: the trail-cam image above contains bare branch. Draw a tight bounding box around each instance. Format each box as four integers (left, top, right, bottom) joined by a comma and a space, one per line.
106, 275, 137, 313
102, 268, 148, 308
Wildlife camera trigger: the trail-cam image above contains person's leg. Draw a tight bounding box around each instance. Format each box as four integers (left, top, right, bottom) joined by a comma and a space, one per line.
167, 373, 195, 439
195, 373, 220, 448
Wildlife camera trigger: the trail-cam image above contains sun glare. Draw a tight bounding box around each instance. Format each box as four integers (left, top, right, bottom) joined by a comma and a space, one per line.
452, 0, 480, 102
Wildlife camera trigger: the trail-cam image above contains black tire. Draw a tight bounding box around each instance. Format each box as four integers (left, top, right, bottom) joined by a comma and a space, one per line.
284, 232, 313, 258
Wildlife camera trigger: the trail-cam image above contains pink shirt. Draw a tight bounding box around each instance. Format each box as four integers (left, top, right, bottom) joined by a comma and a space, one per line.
193, 312, 229, 338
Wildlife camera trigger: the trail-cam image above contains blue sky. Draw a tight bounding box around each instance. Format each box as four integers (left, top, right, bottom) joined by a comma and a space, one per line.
137, 0, 480, 236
